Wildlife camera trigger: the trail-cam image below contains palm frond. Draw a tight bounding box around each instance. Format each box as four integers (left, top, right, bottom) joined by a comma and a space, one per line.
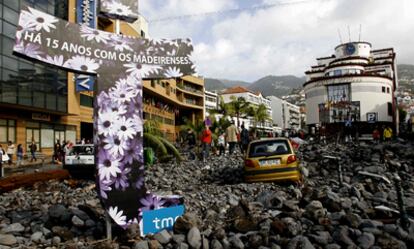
158, 136, 183, 162
144, 133, 168, 156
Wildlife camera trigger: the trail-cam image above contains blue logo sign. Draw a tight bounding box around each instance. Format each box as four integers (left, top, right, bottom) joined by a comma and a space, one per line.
142, 205, 185, 235
75, 74, 95, 91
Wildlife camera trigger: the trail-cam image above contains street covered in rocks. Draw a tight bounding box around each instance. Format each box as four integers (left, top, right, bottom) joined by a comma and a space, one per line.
1, 140, 414, 249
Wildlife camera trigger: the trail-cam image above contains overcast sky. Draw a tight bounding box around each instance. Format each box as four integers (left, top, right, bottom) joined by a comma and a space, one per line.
140, 0, 414, 82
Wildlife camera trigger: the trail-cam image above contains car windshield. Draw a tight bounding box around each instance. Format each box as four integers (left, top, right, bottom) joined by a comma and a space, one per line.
248, 140, 291, 158
68, 145, 94, 156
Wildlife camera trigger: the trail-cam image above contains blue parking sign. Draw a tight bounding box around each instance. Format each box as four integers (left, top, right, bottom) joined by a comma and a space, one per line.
142, 205, 185, 235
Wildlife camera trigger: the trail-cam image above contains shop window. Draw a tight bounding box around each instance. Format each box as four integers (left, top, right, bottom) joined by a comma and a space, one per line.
327, 84, 350, 102
0, 119, 16, 143
80, 94, 93, 108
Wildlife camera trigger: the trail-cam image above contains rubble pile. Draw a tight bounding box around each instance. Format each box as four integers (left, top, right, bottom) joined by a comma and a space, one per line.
0, 141, 414, 248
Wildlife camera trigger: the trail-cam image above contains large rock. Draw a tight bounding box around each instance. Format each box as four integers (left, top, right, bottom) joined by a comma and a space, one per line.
357, 232, 375, 249
304, 201, 326, 221
154, 229, 172, 244
229, 235, 244, 249
187, 227, 202, 249
174, 213, 201, 234
1, 223, 25, 233
286, 236, 315, 249
0, 234, 17, 246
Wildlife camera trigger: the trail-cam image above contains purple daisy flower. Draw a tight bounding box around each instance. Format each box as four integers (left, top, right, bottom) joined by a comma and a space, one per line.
122, 138, 143, 165
99, 179, 113, 199
114, 166, 131, 191
140, 194, 166, 211
135, 176, 144, 189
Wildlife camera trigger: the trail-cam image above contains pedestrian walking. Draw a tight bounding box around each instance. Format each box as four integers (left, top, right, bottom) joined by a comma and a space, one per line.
53, 140, 61, 164
6, 141, 15, 165
29, 141, 37, 162
226, 121, 238, 155
16, 144, 24, 166
372, 127, 380, 144
0, 145, 5, 178
383, 126, 393, 142
201, 126, 212, 162
240, 125, 250, 154
217, 132, 225, 156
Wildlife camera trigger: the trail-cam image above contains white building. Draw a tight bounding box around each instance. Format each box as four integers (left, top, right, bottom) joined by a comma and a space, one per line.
204, 90, 218, 116
268, 96, 301, 130
220, 86, 273, 131
304, 41, 397, 132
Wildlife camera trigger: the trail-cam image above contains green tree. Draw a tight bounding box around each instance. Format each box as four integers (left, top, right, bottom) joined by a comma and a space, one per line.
209, 96, 232, 118
228, 96, 250, 127
144, 119, 182, 162
250, 104, 271, 136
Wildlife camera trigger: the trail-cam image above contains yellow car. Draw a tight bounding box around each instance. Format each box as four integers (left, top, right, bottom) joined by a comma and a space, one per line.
244, 138, 301, 183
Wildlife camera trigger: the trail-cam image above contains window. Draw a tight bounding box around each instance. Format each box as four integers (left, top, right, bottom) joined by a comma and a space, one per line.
387, 87, 390, 93
0, 119, 16, 143
327, 84, 350, 102
150, 80, 155, 88
382, 86, 386, 93
388, 102, 393, 116
80, 94, 93, 108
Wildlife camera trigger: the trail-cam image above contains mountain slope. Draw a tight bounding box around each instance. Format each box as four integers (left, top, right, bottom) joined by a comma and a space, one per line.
204, 78, 227, 91
248, 75, 305, 97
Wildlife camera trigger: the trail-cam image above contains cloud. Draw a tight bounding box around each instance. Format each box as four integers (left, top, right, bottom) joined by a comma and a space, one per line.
141, 0, 414, 81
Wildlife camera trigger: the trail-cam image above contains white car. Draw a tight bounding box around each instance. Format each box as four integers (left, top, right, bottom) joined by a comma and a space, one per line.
63, 144, 95, 178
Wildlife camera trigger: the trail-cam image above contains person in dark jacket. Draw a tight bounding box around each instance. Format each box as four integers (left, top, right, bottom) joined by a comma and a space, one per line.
186, 129, 196, 160
240, 125, 250, 154
29, 141, 37, 162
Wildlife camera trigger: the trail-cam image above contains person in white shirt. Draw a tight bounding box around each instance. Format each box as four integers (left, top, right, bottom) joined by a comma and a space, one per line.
6, 141, 15, 165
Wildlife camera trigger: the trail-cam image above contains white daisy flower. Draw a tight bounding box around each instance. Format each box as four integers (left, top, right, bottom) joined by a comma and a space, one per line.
64, 55, 100, 73
115, 116, 138, 140
149, 38, 164, 46
97, 111, 118, 137
80, 25, 111, 44
110, 37, 133, 52
43, 55, 64, 66
106, 2, 133, 17
123, 63, 162, 78
164, 66, 183, 78
109, 80, 138, 104
14, 41, 43, 58
166, 49, 177, 56
108, 206, 127, 226
16, 11, 36, 40
103, 135, 129, 157
26, 7, 58, 32
98, 154, 122, 181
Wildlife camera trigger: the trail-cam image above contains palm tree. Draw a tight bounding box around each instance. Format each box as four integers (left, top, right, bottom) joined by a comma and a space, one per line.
251, 104, 271, 135
144, 119, 182, 162
209, 96, 232, 118
228, 96, 249, 127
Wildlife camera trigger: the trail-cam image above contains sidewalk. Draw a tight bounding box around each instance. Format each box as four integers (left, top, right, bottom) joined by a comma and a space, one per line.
2, 156, 63, 176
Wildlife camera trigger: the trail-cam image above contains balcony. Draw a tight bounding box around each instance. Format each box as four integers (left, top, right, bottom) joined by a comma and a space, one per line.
176, 82, 204, 96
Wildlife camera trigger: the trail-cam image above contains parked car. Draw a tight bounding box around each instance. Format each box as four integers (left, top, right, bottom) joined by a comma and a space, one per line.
63, 144, 95, 179
244, 138, 301, 183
